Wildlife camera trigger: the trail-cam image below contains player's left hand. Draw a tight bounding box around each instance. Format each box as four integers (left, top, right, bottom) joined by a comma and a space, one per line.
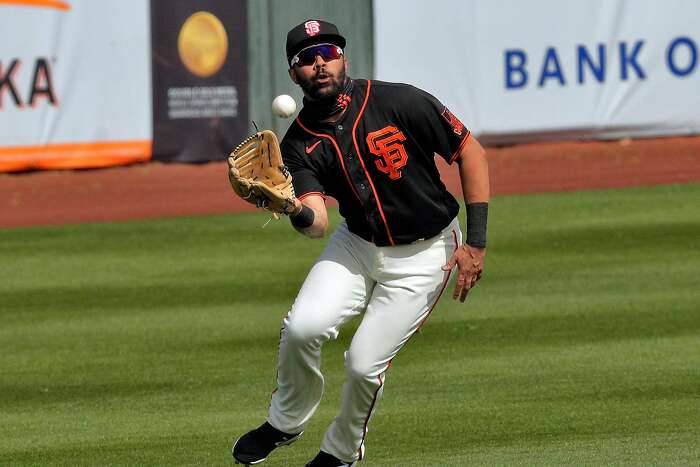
442, 245, 486, 303
227, 130, 297, 215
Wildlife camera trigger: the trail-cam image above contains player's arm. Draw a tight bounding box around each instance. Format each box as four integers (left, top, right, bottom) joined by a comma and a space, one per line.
442, 135, 490, 302
457, 135, 489, 205
399, 87, 489, 302
289, 194, 329, 239
280, 135, 328, 238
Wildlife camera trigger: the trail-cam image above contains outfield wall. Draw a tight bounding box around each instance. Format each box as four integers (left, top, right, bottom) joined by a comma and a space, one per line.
3, 1, 699, 172
0, 0, 249, 171
0, 0, 373, 172
374, 0, 700, 143
0, 0, 152, 171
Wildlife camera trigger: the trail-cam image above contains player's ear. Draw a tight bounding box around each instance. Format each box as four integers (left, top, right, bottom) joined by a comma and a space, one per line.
288, 68, 298, 84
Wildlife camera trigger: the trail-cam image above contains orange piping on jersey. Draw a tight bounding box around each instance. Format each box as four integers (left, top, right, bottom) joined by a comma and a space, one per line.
351, 80, 395, 246
448, 130, 471, 164
295, 118, 363, 204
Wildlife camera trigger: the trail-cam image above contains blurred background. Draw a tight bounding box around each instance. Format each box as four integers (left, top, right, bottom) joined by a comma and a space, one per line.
1, 0, 699, 169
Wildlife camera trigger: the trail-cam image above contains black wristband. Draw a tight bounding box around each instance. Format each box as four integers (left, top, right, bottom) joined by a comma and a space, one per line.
466, 202, 488, 248
290, 204, 315, 228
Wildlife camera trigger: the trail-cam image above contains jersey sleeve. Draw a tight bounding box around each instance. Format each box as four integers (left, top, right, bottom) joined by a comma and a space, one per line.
402, 86, 471, 164
280, 138, 326, 200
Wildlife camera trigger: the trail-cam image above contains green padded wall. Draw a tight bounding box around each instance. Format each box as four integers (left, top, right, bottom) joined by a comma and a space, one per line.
247, 0, 374, 136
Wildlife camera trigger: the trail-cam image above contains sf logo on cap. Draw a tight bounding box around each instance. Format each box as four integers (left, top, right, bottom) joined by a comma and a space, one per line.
305, 20, 320, 36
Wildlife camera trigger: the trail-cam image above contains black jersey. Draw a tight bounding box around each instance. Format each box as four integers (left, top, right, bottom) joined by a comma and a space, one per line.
281, 79, 471, 246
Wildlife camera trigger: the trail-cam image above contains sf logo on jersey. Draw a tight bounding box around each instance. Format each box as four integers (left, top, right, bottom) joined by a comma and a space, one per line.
366, 126, 408, 180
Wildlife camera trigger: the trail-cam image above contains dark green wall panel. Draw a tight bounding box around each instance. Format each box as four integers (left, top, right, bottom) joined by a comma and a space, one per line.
247, 0, 374, 135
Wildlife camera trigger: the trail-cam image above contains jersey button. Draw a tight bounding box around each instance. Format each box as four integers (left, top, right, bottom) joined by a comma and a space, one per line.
337, 125, 343, 131
359, 183, 366, 190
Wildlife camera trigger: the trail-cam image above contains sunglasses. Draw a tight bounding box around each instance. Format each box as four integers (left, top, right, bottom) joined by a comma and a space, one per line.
291, 43, 344, 67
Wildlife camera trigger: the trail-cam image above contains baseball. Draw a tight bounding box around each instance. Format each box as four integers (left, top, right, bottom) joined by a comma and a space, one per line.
272, 94, 297, 118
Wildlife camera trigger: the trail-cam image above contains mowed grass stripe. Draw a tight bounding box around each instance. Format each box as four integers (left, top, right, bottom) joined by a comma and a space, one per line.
1, 183, 698, 466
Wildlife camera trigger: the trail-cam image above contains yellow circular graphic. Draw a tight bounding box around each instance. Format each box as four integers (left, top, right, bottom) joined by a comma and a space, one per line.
178, 11, 228, 77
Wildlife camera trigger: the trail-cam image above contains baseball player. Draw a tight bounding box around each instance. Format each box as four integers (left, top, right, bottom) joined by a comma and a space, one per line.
232, 19, 489, 466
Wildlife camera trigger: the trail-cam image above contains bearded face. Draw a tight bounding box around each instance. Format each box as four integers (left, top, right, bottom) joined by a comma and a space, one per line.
292, 56, 347, 101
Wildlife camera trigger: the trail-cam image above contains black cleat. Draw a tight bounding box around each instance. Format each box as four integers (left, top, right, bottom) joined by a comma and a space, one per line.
231, 421, 302, 465
305, 450, 357, 466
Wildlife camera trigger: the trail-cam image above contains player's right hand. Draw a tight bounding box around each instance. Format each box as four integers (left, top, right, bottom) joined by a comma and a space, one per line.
442, 244, 486, 303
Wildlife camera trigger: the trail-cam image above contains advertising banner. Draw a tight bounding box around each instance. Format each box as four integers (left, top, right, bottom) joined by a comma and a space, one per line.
374, 0, 700, 143
0, 0, 248, 172
150, 0, 248, 163
0, 0, 152, 171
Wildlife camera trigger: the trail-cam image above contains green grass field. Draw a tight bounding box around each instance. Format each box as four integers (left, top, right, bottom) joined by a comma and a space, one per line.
1, 184, 699, 466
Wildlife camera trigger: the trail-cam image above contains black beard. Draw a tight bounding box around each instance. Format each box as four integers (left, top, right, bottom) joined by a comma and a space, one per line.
301, 77, 354, 121
298, 67, 347, 102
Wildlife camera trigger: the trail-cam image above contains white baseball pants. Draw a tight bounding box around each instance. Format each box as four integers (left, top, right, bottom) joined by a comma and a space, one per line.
267, 217, 461, 462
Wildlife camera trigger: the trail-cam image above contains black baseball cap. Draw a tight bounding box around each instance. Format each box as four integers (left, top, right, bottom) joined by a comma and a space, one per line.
286, 19, 346, 66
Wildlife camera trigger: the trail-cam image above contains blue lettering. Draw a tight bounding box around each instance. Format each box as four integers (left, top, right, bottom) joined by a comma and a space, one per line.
577, 44, 606, 84
538, 47, 566, 87
505, 49, 528, 89
667, 36, 697, 77
619, 41, 646, 80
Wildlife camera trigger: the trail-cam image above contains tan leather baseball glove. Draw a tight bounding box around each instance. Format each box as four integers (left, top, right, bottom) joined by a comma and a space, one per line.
227, 130, 296, 215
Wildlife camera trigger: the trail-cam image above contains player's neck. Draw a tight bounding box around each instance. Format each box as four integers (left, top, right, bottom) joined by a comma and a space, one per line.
321, 108, 347, 123
302, 78, 353, 123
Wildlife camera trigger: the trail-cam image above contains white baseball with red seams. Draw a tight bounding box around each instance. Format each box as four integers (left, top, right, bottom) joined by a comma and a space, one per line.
267, 217, 462, 461
272, 94, 297, 118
